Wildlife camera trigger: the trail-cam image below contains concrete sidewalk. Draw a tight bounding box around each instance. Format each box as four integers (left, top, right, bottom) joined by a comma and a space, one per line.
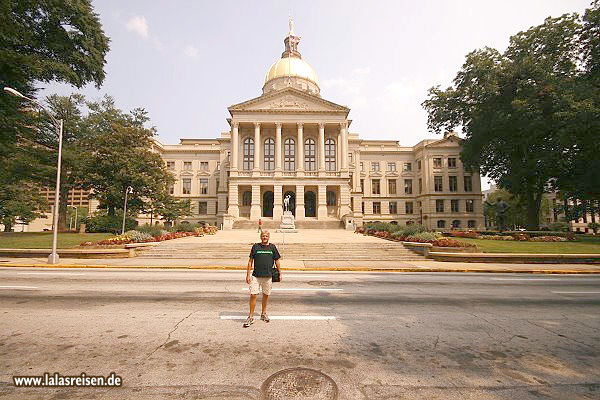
1, 256, 599, 274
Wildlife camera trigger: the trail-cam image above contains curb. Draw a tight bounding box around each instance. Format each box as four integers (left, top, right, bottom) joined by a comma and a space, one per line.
0, 263, 599, 274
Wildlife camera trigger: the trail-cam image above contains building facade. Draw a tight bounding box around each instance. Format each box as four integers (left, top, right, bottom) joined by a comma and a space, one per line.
153, 26, 485, 230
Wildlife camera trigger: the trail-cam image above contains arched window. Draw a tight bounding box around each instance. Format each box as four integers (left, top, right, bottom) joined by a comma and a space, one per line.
284, 138, 295, 171
437, 220, 446, 228
326, 191, 336, 206
452, 219, 461, 228
468, 220, 476, 228
243, 138, 254, 170
305, 138, 316, 171
242, 191, 252, 206
325, 139, 336, 171
264, 138, 275, 171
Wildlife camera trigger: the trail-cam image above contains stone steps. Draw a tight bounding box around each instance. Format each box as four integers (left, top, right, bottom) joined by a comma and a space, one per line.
138, 242, 424, 260
232, 220, 344, 230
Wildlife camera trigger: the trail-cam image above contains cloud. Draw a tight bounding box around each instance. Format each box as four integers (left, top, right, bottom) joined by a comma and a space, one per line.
126, 16, 148, 38
183, 45, 199, 60
321, 67, 371, 107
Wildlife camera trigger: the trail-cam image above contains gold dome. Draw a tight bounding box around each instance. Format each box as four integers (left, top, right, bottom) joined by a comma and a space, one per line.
264, 56, 320, 87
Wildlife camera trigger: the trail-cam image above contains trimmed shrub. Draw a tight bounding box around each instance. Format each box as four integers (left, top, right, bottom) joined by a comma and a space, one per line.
530, 236, 568, 242
405, 231, 441, 243
137, 224, 168, 237
124, 230, 154, 243
83, 213, 137, 234
433, 238, 477, 247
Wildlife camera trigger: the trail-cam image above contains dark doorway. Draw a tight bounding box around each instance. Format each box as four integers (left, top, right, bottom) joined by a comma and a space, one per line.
283, 191, 296, 216
263, 191, 274, 217
304, 191, 316, 217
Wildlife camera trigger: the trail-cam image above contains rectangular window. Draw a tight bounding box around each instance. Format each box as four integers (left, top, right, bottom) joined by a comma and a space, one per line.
448, 158, 457, 168
199, 178, 208, 195
199, 201, 207, 215
451, 199, 459, 212
284, 139, 295, 171
388, 179, 397, 195
373, 202, 381, 214
436, 199, 444, 212
464, 175, 473, 192
405, 201, 414, 214
434, 176, 443, 192
371, 162, 380, 172
216, 161, 220, 171
468, 220, 476, 228
388, 162, 396, 172
360, 162, 364, 171
348, 153, 353, 163
182, 178, 191, 194
166, 161, 175, 170
389, 201, 397, 214
360, 179, 364, 193
200, 161, 209, 171
362, 202, 365, 214
403, 162, 411, 172
372, 179, 380, 195
419, 178, 423, 193
184, 161, 192, 171
417, 159, 422, 170
466, 199, 474, 212
404, 179, 413, 194
449, 176, 458, 192
433, 158, 442, 168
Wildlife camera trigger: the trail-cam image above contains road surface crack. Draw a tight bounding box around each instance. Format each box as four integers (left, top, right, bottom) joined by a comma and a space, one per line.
527, 320, 596, 350
146, 310, 198, 359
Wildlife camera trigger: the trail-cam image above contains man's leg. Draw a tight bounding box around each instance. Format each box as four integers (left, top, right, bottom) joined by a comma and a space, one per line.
261, 294, 269, 315
249, 294, 257, 317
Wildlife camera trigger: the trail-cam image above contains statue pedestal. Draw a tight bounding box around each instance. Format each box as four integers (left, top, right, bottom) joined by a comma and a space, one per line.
277, 211, 297, 233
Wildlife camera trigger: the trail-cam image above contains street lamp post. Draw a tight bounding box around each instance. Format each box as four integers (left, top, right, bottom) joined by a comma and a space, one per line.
122, 186, 133, 235
4, 87, 64, 264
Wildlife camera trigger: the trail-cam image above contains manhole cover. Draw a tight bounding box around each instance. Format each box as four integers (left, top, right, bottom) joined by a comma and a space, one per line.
262, 367, 338, 400
307, 281, 334, 286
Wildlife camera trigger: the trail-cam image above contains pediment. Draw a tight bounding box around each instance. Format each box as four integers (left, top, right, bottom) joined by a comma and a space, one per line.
197, 171, 211, 176
427, 135, 462, 148
229, 88, 349, 114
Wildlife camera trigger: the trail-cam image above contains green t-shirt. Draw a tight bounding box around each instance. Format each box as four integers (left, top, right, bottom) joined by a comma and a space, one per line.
250, 243, 281, 277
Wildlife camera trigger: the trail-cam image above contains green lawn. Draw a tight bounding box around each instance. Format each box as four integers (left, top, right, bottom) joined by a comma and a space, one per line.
459, 238, 600, 254
0, 232, 112, 249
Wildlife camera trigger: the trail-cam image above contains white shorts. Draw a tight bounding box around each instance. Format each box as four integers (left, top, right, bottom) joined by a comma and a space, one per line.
249, 276, 272, 295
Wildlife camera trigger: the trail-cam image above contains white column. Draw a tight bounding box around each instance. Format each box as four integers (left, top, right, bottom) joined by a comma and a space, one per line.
253, 122, 261, 172
297, 122, 304, 172
250, 184, 261, 220
317, 184, 327, 220
227, 183, 239, 217
231, 122, 239, 170
273, 184, 283, 220
295, 185, 305, 220
337, 130, 341, 172
318, 122, 325, 172
354, 150, 361, 191
275, 122, 282, 172
340, 122, 348, 170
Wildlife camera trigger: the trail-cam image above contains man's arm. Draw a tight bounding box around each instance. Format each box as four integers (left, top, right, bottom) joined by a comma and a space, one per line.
274, 259, 282, 282
246, 258, 253, 284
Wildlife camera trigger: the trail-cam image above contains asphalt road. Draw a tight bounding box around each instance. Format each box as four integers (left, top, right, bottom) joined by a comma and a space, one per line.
0, 268, 599, 399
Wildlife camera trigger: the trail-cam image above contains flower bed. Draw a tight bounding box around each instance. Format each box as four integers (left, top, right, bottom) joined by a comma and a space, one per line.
81, 225, 218, 246
358, 226, 475, 248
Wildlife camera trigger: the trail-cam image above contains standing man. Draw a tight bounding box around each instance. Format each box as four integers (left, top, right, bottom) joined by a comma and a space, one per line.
244, 230, 282, 328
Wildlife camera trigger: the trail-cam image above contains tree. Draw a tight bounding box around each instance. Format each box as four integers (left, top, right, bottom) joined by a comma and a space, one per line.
0, 183, 48, 232
0, 0, 109, 230
423, 3, 600, 230
154, 196, 193, 224
78, 97, 175, 217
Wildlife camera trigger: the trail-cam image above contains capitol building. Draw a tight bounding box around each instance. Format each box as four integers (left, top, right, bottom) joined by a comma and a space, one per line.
152, 24, 484, 230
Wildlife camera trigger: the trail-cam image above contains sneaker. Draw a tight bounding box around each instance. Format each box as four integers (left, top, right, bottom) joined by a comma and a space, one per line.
261, 314, 270, 323
243, 317, 254, 328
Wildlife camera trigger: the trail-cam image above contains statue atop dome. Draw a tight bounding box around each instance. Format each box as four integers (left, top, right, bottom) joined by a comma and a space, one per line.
283, 17, 301, 58
289, 16, 295, 36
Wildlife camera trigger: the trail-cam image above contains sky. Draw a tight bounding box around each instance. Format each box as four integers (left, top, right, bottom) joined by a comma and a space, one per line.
40, 0, 592, 189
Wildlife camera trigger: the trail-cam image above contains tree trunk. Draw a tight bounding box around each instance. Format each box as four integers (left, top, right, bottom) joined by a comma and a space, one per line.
3, 220, 13, 232
526, 191, 542, 230
58, 182, 70, 232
